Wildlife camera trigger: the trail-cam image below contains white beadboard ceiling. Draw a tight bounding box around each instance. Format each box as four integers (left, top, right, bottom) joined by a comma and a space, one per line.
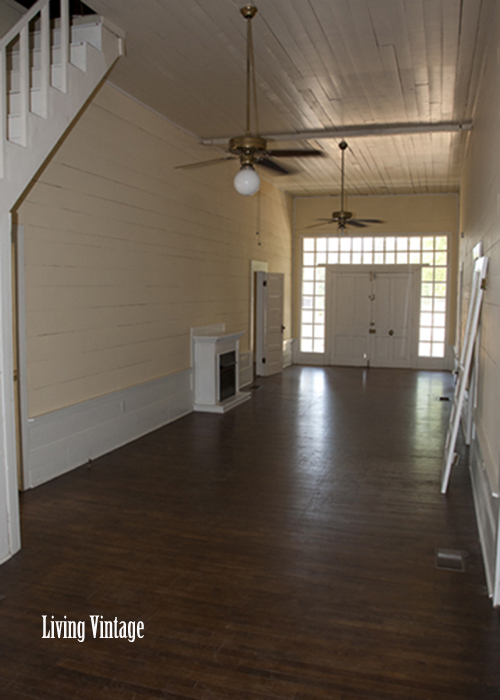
89, 0, 496, 197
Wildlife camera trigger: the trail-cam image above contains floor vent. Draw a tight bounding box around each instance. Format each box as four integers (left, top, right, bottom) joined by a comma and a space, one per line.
435, 548, 466, 572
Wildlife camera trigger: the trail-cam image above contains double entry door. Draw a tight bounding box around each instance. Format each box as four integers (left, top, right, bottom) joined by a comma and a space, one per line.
325, 265, 421, 368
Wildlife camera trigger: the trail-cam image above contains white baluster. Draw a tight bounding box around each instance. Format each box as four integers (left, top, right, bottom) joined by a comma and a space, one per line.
40, 3, 50, 117
60, 0, 69, 94
19, 25, 29, 147
0, 47, 5, 177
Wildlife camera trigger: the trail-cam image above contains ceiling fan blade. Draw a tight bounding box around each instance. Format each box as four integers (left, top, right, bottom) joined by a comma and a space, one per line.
347, 220, 368, 228
305, 219, 336, 229
266, 148, 325, 158
352, 218, 384, 224
175, 156, 235, 170
257, 157, 292, 175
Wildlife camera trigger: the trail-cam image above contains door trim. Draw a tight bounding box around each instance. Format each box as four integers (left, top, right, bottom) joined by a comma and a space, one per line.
0, 212, 21, 562
13, 225, 28, 491
250, 260, 268, 364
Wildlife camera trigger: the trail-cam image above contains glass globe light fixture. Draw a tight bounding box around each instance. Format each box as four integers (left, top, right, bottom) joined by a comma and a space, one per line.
233, 164, 260, 196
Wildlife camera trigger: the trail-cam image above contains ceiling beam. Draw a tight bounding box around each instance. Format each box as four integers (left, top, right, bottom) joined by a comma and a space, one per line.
201, 121, 473, 146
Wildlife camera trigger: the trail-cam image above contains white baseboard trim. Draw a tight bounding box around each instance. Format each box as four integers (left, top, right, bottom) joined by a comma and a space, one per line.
239, 350, 253, 388
25, 369, 194, 489
469, 433, 499, 604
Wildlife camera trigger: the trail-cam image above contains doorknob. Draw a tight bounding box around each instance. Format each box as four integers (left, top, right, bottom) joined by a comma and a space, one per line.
388, 329, 394, 336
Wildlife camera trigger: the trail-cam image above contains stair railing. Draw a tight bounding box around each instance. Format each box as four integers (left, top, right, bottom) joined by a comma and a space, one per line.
0, 0, 70, 176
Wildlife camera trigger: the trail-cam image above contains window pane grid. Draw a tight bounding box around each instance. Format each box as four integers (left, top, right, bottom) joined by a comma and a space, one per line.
301, 235, 448, 357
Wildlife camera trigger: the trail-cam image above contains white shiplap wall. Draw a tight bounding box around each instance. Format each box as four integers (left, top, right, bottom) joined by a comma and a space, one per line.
17, 83, 293, 420
459, 5, 500, 606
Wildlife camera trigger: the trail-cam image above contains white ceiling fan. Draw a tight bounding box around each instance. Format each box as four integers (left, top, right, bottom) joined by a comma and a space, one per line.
176, 5, 325, 195
308, 140, 384, 233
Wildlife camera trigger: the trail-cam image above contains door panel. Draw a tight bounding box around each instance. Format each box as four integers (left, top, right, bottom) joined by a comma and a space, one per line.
256, 272, 284, 376
328, 271, 371, 366
371, 272, 414, 367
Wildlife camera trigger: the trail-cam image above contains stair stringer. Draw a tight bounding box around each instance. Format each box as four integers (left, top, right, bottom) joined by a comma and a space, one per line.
1, 24, 124, 213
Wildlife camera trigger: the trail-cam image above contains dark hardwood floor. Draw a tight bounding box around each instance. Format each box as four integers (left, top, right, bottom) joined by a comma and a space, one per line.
0, 367, 499, 699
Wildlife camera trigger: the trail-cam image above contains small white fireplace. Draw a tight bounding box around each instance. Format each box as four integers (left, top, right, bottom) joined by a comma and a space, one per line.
191, 325, 251, 413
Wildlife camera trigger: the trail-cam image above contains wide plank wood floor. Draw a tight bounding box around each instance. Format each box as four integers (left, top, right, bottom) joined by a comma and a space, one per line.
0, 367, 499, 699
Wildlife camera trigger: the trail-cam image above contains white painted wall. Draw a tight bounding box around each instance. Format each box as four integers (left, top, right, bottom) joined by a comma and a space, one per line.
16, 84, 293, 420
459, 5, 500, 605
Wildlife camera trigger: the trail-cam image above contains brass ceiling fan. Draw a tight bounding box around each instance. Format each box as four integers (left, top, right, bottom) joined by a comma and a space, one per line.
176, 5, 324, 195
308, 140, 384, 233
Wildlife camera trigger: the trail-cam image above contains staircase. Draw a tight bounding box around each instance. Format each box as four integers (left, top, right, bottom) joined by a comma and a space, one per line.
0, 0, 125, 212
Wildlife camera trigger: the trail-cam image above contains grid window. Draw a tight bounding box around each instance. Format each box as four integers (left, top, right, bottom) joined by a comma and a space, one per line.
300, 235, 448, 358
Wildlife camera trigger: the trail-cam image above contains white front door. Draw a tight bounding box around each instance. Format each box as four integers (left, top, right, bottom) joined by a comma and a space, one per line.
326, 269, 372, 366
370, 270, 417, 367
326, 265, 420, 368
256, 271, 284, 376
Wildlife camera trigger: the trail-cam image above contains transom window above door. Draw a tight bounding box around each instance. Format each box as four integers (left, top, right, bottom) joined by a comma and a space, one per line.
301, 235, 448, 358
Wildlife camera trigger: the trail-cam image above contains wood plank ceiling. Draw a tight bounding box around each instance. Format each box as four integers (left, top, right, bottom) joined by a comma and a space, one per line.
89, 0, 496, 197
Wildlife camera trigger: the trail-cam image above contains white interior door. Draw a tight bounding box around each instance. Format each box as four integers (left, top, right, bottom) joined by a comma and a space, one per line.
326, 269, 372, 366
250, 260, 268, 360
256, 271, 284, 376
326, 265, 419, 368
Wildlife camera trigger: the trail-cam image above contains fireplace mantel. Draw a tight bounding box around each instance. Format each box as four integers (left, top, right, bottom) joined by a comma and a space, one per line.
191, 326, 251, 413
